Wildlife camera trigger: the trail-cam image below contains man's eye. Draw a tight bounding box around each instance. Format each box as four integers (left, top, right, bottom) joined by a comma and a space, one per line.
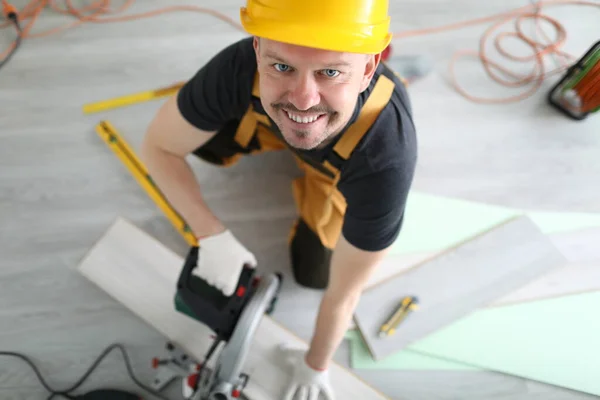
323, 69, 340, 77
274, 63, 290, 72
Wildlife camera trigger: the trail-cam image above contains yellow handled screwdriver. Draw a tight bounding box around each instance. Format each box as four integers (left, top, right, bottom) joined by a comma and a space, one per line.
378, 296, 419, 338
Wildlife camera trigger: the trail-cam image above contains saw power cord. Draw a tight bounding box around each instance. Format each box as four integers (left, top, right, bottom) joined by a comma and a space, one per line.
0, 0, 599, 104
0, 343, 172, 400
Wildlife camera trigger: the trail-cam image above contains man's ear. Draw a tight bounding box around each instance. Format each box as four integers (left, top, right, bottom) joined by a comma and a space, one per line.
253, 36, 260, 64
360, 53, 381, 92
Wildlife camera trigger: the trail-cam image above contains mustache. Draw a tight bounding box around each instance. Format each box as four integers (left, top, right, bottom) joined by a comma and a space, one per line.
272, 103, 334, 114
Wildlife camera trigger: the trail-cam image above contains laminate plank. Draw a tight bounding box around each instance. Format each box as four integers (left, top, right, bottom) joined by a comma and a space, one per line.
76, 217, 391, 400
354, 215, 567, 360
494, 261, 600, 305
550, 226, 600, 264
363, 224, 600, 307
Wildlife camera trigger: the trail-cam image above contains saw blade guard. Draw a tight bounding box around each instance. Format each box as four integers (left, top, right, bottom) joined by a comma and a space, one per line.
212, 271, 282, 395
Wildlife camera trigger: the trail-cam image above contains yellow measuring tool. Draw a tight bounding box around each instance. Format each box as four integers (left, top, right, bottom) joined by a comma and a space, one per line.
83, 82, 185, 114
378, 296, 419, 338
95, 120, 197, 246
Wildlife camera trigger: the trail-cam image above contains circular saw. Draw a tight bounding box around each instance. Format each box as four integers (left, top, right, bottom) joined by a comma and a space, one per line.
150, 246, 283, 400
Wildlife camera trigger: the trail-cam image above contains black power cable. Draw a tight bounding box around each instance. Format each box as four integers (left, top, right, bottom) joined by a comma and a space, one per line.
0, 343, 173, 400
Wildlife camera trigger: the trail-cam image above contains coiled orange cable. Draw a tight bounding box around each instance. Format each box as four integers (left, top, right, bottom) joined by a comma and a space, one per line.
1, 0, 17, 18
1, 0, 599, 105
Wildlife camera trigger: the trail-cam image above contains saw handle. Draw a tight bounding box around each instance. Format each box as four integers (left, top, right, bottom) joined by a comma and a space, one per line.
175, 246, 256, 340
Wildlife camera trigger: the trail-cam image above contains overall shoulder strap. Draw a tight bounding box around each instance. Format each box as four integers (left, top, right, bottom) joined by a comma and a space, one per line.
252, 70, 260, 97
235, 70, 271, 147
332, 73, 395, 161
251, 71, 271, 126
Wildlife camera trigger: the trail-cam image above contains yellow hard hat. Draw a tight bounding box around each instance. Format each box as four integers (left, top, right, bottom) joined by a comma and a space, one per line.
240, 0, 392, 54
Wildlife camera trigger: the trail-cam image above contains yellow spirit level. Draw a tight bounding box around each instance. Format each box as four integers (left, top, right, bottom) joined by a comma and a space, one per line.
95, 120, 197, 246
83, 82, 184, 114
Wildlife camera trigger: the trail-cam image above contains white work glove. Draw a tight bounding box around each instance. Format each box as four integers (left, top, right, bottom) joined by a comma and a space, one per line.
194, 229, 257, 296
277, 343, 336, 400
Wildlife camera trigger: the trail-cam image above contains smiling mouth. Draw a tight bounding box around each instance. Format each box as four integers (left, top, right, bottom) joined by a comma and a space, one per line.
284, 110, 326, 124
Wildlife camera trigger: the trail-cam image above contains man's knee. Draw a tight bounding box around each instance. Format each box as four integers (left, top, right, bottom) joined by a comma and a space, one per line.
289, 218, 332, 289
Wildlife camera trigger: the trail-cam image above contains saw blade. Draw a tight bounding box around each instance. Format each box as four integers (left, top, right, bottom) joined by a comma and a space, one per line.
198, 272, 282, 399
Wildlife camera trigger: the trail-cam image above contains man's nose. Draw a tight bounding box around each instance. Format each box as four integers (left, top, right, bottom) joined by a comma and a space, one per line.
288, 74, 321, 111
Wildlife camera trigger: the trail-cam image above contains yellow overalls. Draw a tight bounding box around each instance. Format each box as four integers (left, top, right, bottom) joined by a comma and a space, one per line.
192, 68, 397, 288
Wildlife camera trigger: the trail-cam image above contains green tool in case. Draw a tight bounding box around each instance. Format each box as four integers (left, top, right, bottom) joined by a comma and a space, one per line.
548, 39, 600, 120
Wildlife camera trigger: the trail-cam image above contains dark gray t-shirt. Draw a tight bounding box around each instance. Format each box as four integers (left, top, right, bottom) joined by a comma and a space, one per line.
177, 37, 418, 252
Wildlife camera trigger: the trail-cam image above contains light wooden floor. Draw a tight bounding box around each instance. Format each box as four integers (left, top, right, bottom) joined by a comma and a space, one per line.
1, 1, 599, 399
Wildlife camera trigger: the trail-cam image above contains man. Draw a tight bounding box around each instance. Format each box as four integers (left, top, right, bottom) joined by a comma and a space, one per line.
141, 0, 417, 398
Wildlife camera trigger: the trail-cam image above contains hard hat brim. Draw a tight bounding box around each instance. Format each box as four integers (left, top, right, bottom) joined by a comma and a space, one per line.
240, 8, 392, 55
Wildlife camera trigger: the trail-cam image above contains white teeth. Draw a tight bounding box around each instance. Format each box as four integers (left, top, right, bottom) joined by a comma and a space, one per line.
286, 111, 321, 124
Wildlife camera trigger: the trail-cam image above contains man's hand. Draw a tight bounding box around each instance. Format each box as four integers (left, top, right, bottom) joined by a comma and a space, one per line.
195, 230, 257, 296
277, 343, 335, 400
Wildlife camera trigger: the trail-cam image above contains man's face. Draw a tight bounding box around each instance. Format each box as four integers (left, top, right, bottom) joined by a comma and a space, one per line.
253, 37, 380, 150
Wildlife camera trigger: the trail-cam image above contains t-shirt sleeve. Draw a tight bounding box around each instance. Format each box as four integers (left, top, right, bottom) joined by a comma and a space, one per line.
176, 38, 255, 132
339, 165, 415, 252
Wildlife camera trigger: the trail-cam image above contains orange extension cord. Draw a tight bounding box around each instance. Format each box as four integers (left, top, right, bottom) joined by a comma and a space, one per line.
1, 0, 599, 105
